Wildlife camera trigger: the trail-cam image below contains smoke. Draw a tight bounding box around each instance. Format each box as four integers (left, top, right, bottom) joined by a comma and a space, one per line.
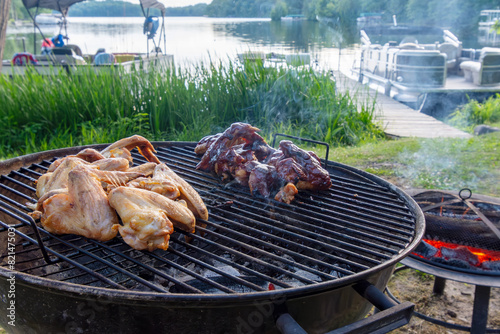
396, 139, 480, 191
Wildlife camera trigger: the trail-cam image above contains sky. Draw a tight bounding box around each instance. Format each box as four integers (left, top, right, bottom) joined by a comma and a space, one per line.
165, 0, 212, 7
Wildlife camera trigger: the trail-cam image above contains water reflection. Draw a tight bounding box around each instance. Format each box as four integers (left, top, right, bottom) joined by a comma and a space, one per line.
5, 17, 350, 69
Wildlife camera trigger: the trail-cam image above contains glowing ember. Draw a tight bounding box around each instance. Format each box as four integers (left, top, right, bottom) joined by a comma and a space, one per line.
414, 239, 500, 265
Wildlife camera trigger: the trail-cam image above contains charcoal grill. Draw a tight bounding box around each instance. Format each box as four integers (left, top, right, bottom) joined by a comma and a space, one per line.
396, 189, 500, 334
0, 142, 425, 334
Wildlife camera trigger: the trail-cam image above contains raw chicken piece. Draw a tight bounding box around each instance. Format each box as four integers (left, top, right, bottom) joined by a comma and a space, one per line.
127, 162, 157, 176
108, 187, 196, 251
40, 165, 119, 241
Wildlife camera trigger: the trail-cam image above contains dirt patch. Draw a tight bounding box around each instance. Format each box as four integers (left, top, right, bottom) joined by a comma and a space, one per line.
387, 268, 500, 333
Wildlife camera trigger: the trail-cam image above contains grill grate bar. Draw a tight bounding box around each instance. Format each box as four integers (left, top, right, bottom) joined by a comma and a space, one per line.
196, 220, 344, 282
10, 170, 38, 183
1, 174, 36, 193
320, 189, 414, 221
167, 247, 263, 293
200, 188, 408, 251
294, 195, 414, 235
19, 166, 44, 178
177, 227, 321, 285
0, 219, 125, 289
87, 240, 206, 294
0, 191, 36, 212
0, 183, 37, 204
170, 235, 295, 289
28, 222, 169, 292
209, 204, 384, 266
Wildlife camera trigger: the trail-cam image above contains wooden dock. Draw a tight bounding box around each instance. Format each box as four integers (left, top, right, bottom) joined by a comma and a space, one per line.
334, 71, 472, 139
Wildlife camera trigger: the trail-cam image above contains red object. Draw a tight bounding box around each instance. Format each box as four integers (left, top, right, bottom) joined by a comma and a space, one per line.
12, 53, 39, 66
42, 38, 55, 48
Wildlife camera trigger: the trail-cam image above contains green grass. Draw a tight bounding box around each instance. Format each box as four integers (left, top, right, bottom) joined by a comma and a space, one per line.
327, 133, 500, 197
0, 60, 383, 159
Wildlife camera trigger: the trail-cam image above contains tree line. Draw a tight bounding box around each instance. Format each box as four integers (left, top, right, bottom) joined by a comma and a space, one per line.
8, 0, 500, 41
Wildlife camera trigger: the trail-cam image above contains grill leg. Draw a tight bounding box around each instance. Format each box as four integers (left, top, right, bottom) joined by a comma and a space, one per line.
471, 285, 491, 334
432, 276, 446, 295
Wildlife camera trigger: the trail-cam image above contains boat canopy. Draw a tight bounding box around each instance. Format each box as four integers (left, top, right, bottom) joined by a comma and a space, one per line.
22, 0, 85, 16
21, 0, 165, 16
139, 0, 165, 16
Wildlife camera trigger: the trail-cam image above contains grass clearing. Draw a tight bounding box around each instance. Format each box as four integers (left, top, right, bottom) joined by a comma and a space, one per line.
328, 133, 500, 197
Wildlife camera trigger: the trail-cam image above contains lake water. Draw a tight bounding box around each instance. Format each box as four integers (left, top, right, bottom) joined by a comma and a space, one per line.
5, 16, 353, 70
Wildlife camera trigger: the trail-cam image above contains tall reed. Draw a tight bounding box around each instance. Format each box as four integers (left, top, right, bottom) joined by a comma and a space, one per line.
0, 60, 383, 158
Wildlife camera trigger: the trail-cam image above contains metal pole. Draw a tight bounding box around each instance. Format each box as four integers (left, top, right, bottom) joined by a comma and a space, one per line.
471, 285, 491, 334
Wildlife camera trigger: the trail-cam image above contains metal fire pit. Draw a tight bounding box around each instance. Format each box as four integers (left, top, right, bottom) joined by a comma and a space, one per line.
0, 142, 425, 334
396, 189, 500, 334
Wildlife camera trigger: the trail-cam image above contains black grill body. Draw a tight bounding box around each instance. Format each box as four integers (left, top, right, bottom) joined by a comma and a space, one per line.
0, 142, 425, 333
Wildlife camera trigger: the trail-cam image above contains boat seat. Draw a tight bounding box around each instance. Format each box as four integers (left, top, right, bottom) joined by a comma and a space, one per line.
399, 43, 423, 50
460, 47, 500, 85
94, 52, 116, 65
438, 43, 460, 71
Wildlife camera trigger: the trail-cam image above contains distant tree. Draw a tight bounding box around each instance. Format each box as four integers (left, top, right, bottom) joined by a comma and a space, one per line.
493, 20, 500, 34
0, 0, 10, 71
271, 1, 288, 20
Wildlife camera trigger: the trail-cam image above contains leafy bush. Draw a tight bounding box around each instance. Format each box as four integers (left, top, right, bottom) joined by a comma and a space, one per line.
448, 94, 500, 131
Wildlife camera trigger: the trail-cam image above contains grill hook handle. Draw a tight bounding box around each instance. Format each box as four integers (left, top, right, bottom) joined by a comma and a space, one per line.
272, 133, 330, 169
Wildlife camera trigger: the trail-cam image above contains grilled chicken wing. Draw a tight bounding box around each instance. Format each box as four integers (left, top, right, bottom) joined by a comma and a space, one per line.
278, 140, 331, 190
153, 164, 208, 220
196, 123, 263, 171
40, 165, 119, 241
194, 123, 332, 203
100, 135, 161, 164
37, 157, 139, 198
47, 148, 105, 172
36, 157, 88, 198
108, 187, 196, 251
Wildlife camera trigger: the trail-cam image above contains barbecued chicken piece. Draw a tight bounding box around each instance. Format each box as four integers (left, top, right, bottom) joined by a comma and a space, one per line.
37, 157, 138, 198
100, 135, 161, 164
213, 144, 257, 182
274, 182, 299, 204
108, 187, 196, 251
247, 161, 277, 197
40, 165, 119, 241
47, 148, 106, 172
278, 140, 331, 191
127, 162, 157, 176
194, 133, 221, 155
36, 157, 88, 198
126, 165, 181, 200
153, 163, 209, 220
275, 158, 308, 184
196, 123, 264, 171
